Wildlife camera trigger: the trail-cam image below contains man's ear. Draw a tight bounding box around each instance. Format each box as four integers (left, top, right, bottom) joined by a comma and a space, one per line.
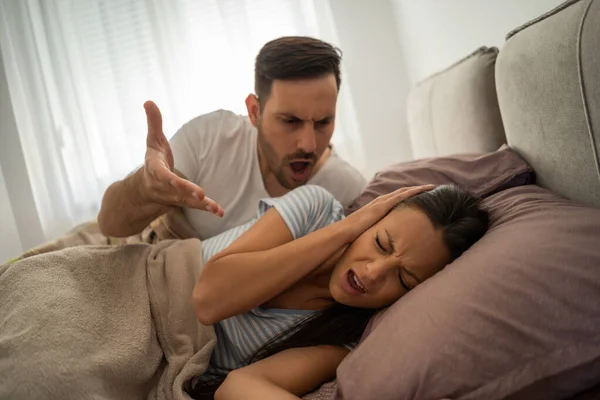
245, 94, 260, 127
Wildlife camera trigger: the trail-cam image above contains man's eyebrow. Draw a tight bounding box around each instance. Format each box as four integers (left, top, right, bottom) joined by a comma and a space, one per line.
277, 113, 334, 121
386, 229, 423, 284
278, 113, 302, 120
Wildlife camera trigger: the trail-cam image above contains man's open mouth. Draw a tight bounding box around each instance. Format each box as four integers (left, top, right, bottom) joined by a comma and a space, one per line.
289, 161, 311, 181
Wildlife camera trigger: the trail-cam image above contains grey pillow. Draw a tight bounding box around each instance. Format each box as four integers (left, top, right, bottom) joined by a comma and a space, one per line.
407, 46, 506, 159
334, 185, 600, 400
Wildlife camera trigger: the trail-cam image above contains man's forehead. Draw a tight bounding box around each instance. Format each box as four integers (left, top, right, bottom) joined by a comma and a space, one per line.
266, 77, 337, 118
269, 76, 337, 99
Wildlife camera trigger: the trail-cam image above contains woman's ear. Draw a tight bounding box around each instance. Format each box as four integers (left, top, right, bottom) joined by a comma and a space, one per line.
245, 94, 260, 127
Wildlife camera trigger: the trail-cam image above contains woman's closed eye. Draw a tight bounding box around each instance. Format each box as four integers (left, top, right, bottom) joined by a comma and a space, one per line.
375, 233, 417, 291
375, 234, 389, 254
375, 234, 410, 291
398, 269, 412, 292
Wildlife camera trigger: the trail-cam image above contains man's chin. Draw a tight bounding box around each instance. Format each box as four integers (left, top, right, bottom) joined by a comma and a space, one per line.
280, 179, 304, 190
277, 172, 311, 189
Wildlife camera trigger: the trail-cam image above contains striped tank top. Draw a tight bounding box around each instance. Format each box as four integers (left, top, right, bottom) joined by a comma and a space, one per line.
197, 185, 345, 382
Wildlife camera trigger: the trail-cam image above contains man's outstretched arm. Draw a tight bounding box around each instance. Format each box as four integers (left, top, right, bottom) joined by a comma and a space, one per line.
97, 101, 223, 238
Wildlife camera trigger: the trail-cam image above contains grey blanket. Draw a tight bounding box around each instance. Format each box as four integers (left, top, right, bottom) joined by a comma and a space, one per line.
0, 239, 216, 400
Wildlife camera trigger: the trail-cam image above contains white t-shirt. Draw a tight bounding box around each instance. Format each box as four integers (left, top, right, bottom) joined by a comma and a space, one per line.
169, 109, 366, 239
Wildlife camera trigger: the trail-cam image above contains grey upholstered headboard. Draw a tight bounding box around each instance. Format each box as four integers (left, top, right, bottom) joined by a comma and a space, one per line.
406, 0, 599, 208
495, 0, 600, 208
406, 47, 507, 160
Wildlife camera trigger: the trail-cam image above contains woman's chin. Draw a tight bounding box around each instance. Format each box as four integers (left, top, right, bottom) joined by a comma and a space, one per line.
329, 282, 350, 305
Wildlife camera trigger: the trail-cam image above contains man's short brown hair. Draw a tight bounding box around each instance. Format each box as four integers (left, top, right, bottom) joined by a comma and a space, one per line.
254, 36, 342, 107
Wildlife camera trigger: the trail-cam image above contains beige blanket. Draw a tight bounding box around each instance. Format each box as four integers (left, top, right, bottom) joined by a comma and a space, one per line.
13, 208, 198, 263
0, 238, 216, 400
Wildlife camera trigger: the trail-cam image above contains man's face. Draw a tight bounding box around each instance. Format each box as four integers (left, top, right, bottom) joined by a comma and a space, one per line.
249, 74, 338, 190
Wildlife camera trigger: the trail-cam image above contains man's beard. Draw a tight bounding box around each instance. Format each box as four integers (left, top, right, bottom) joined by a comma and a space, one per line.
256, 123, 316, 190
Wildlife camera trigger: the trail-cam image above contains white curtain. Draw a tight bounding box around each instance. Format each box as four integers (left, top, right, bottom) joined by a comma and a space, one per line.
0, 0, 365, 242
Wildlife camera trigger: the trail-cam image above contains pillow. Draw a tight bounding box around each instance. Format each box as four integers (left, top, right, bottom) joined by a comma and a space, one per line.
407, 46, 506, 159
334, 185, 600, 400
344, 145, 534, 215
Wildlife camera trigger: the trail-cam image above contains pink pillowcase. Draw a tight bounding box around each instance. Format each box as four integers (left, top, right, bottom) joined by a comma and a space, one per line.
334, 185, 600, 399
344, 145, 534, 215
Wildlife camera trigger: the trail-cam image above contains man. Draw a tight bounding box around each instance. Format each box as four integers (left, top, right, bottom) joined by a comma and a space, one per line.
98, 36, 366, 240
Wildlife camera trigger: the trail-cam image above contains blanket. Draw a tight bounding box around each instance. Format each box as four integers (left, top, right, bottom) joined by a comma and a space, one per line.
0, 238, 216, 400
13, 208, 198, 263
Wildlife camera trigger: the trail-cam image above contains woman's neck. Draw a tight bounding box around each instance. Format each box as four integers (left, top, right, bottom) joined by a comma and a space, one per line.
262, 247, 347, 311
295, 246, 347, 308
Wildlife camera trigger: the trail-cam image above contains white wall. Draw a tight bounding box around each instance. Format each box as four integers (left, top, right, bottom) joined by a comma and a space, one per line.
328, 0, 413, 178
0, 0, 569, 257
392, 0, 566, 86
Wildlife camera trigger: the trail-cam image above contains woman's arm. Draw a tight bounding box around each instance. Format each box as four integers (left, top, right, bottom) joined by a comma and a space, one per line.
193, 205, 353, 325
193, 185, 432, 325
214, 345, 349, 400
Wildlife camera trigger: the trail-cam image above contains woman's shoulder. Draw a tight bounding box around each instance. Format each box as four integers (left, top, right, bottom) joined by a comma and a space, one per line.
270, 185, 344, 221
257, 185, 345, 239
281, 185, 341, 209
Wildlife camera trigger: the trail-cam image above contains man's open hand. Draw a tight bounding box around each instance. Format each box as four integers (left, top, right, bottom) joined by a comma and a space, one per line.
141, 100, 224, 216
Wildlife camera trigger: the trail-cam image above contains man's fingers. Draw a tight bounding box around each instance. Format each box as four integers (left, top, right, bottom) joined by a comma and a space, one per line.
169, 193, 224, 216
201, 197, 225, 217
152, 165, 201, 196
169, 177, 207, 201
144, 100, 166, 148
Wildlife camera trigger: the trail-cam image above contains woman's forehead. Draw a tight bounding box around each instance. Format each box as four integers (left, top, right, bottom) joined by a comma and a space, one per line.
380, 208, 449, 272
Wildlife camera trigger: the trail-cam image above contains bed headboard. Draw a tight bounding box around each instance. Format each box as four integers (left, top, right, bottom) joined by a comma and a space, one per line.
406, 47, 506, 160
405, 0, 600, 208
495, 0, 600, 208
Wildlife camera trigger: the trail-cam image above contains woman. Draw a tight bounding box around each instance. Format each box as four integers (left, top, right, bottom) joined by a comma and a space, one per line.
188, 183, 489, 399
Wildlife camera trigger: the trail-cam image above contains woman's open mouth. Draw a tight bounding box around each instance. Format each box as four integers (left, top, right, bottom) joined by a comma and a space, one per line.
343, 269, 366, 296
289, 161, 312, 181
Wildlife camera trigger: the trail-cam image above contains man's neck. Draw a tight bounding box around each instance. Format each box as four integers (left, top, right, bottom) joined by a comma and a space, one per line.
258, 145, 332, 197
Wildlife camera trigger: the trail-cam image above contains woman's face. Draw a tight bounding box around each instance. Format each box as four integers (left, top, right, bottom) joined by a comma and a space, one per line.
329, 206, 450, 309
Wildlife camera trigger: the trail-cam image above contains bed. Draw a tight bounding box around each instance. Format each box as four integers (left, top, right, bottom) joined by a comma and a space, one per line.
305, 0, 600, 398
2, 1, 598, 399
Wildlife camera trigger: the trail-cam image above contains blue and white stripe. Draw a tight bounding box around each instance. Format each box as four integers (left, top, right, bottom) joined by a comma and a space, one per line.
197, 185, 345, 382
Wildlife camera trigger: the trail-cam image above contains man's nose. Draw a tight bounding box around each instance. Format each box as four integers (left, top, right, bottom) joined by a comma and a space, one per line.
296, 123, 317, 154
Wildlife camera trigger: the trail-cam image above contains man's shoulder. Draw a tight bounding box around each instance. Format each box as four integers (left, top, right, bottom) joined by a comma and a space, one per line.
184, 109, 241, 126
320, 151, 366, 185
180, 109, 254, 144
310, 151, 367, 207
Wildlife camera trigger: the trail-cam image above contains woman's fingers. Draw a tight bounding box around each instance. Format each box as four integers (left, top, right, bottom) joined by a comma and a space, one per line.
389, 184, 435, 200
370, 185, 436, 213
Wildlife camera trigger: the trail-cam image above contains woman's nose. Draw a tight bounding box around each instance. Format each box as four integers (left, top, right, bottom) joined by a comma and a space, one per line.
363, 260, 392, 285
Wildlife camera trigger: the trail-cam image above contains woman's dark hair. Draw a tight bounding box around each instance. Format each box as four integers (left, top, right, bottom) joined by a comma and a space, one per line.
188, 184, 488, 399
254, 36, 342, 108
398, 184, 489, 262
